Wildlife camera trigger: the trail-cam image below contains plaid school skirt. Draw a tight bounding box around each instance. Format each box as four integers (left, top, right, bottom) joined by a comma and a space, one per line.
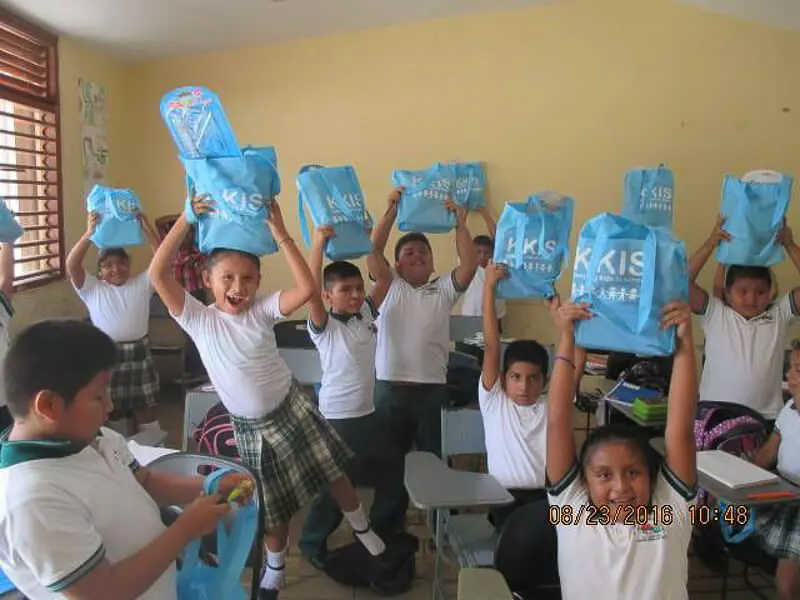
110, 336, 159, 417
755, 504, 800, 561
230, 384, 354, 529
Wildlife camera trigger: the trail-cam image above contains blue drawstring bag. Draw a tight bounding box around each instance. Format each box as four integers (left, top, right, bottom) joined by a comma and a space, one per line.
0, 198, 22, 243
177, 468, 257, 600
571, 213, 688, 356
437, 162, 486, 210
622, 165, 675, 229
160, 87, 240, 160
86, 185, 144, 248
296, 164, 374, 260
183, 146, 280, 257
493, 192, 574, 299
392, 164, 464, 233
715, 174, 793, 266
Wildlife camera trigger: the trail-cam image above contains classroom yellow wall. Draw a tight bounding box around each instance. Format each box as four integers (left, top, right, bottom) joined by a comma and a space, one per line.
13, 37, 127, 331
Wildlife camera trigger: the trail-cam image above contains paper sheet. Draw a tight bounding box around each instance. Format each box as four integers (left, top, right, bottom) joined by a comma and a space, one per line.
127, 441, 179, 466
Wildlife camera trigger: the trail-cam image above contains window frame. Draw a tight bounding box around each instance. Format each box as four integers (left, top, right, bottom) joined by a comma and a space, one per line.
0, 7, 63, 291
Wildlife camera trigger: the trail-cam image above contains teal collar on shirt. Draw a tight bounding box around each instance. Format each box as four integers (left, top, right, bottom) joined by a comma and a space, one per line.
0, 427, 94, 468
329, 310, 363, 324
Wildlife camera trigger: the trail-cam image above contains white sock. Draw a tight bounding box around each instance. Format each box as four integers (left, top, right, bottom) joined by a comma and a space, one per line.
343, 505, 386, 556
137, 420, 162, 433
260, 547, 286, 590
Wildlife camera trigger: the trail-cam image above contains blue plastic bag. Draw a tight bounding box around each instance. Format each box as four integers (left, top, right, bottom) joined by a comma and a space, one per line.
0, 198, 22, 243
437, 162, 486, 210
493, 193, 574, 299
160, 87, 240, 160
177, 468, 257, 600
86, 185, 144, 248
571, 213, 688, 356
392, 164, 463, 233
622, 165, 674, 229
715, 174, 793, 266
183, 146, 280, 257
296, 164, 373, 260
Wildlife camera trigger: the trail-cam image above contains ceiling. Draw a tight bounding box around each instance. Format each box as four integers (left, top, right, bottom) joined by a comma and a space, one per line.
0, 0, 797, 63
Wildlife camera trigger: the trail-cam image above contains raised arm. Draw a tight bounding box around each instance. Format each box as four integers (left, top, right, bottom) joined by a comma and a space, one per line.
776, 223, 800, 309
370, 187, 401, 266
480, 263, 507, 389
450, 203, 478, 290
266, 200, 315, 316
546, 300, 592, 484
477, 206, 496, 239
688, 215, 729, 313
712, 263, 726, 301
0, 242, 13, 299
366, 228, 394, 310
308, 226, 332, 330
137, 212, 161, 253
661, 301, 699, 488
66, 212, 99, 290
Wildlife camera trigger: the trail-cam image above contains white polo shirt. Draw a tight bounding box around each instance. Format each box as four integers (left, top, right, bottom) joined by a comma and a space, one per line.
309, 300, 378, 420
375, 272, 462, 384
75, 272, 153, 342
174, 291, 292, 417
548, 465, 695, 600
0, 428, 175, 600
460, 266, 507, 318
775, 400, 800, 483
698, 294, 798, 419
478, 377, 546, 489
0, 292, 13, 408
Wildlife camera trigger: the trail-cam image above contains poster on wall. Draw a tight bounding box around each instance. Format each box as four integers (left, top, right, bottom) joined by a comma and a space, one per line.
78, 79, 108, 199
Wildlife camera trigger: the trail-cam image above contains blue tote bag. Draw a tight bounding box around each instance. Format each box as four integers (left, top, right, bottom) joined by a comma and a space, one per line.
493, 193, 574, 299
183, 146, 280, 257
571, 213, 688, 356
296, 164, 373, 260
437, 161, 486, 210
0, 199, 22, 243
86, 185, 144, 248
715, 174, 793, 267
392, 164, 463, 233
177, 468, 257, 600
622, 165, 674, 229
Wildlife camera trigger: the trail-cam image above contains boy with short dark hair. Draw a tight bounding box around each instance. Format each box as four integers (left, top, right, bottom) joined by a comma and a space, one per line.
299, 226, 406, 567
0, 319, 251, 600
460, 207, 506, 320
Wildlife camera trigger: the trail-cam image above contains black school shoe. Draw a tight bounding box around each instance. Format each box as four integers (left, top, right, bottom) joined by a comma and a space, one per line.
258, 588, 279, 600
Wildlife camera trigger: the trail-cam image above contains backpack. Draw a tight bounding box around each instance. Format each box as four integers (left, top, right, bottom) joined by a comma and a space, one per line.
193, 402, 240, 461
322, 532, 419, 596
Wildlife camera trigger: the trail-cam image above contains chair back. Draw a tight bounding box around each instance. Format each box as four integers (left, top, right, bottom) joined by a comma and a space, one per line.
493, 497, 560, 594
441, 405, 486, 458
274, 319, 314, 348
450, 315, 482, 342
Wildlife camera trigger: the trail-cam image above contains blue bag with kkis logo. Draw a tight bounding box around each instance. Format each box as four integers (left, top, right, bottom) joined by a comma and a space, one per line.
0, 198, 22, 243
392, 164, 467, 233
571, 213, 688, 356
493, 192, 574, 299
622, 165, 675, 229
715, 174, 793, 267
437, 161, 486, 210
176, 468, 257, 600
296, 164, 373, 260
86, 185, 144, 248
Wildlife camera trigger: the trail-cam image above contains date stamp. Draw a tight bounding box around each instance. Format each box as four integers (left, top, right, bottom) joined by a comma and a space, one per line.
549, 504, 675, 527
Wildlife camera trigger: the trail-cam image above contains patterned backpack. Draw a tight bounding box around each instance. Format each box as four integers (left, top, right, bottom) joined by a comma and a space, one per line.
193, 402, 240, 460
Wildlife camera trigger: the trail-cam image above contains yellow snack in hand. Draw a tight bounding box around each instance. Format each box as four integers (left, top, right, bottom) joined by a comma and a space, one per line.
226, 479, 254, 503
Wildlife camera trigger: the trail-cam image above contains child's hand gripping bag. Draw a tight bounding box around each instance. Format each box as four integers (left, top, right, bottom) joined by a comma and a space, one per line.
296, 164, 374, 260
0, 198, 23, 243
176, 468, 257, 600
493, 192, 574, 299
715, 172, 793, 267
86, 185, 145, 248
437, 161, 486, 211
571, 213, 688, 356
622, 165, 675, 229
391, 164, 460, 233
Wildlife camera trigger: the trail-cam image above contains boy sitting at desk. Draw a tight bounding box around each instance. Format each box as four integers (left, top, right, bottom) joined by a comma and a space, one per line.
0, 319, 253, 600
752, 339, 800, 600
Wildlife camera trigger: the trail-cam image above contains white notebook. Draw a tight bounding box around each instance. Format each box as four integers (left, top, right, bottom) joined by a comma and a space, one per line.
697, 450, 779, 489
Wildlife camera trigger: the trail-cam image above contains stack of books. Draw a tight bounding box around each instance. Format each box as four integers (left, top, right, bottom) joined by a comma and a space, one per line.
631, 396, 668, 422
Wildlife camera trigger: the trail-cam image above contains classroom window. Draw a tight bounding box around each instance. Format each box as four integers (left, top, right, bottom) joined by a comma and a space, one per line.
0, 9, 62, 290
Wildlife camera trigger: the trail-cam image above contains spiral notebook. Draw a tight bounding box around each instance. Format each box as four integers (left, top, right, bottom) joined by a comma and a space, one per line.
697, 450, 779, 489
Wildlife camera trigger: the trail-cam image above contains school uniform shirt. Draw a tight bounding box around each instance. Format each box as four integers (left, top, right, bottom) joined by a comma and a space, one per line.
174, 291, 292, 418
309, 300, 378, 420
375, 272, 463, 384
548, 465, 696, 600
75, 271, 153, 342
478, 377, 546, 489
0, 292, 13, 408
0, 428, 174, 600
698, 294, 798, 419
460, 266, 507, 318
775, 399, 800, 484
